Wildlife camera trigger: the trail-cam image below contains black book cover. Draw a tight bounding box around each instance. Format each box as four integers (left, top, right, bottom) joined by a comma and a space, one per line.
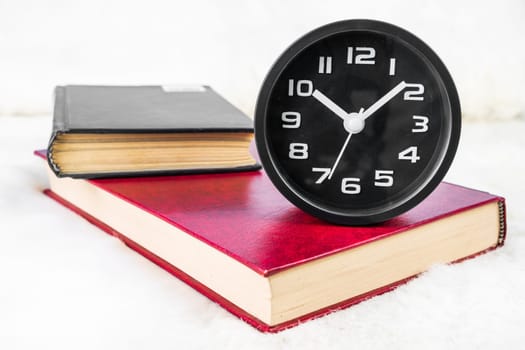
48, 85, 259, 178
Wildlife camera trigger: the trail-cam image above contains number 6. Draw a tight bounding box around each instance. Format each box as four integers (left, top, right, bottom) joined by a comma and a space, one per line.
341, 178, 361, 194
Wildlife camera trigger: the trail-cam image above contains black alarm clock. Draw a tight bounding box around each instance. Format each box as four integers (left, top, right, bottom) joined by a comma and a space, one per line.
254, 19, 461, 225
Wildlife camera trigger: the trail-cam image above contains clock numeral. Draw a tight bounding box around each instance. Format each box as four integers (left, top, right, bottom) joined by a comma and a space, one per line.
389, 58, 396, 76
398, 146, 420, 163
288, 79, 313, 97
374, 170, 394, 187
403, 83, 424, 101
281, 112, 301, 129
341, 177, 361, 194
347, 47, 376, 65
318, 56, 333, 74
312, 167, 330, 184
289, 143, 308, 159
412, 115, 429, 133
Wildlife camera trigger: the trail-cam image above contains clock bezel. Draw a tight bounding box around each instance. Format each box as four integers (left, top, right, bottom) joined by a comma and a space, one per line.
255, 19, 461, 225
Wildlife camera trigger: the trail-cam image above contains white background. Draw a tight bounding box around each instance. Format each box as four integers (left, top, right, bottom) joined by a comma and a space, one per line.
1, 1, 525, 349
1, 0, 524, 120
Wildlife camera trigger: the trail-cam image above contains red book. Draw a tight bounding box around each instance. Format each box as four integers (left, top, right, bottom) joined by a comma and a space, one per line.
35, 150, 506, 332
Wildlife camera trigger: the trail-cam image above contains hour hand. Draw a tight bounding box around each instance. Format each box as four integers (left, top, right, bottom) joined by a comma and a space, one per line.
362, 81, 407, 120
312, 89, 348, 120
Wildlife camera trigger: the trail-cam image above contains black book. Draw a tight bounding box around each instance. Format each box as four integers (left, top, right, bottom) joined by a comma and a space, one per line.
47, 85, 259, 178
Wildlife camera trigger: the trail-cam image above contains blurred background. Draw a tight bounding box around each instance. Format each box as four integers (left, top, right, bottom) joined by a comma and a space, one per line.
1, 0, 524, 120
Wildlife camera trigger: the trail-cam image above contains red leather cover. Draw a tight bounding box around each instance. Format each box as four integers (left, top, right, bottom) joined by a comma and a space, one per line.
35, 150, 506, 332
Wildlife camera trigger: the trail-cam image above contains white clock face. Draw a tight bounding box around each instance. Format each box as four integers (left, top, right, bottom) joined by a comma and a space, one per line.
256, 20, 461, 225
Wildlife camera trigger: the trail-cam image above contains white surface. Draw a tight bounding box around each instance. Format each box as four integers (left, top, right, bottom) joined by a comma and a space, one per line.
1, 0, 525, 120
0, 115, 524, 349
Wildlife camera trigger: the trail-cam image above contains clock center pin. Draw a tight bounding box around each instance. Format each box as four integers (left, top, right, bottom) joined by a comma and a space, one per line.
343, 109, 365, 134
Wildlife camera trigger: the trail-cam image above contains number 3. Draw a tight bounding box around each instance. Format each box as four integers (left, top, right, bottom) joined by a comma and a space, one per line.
412, 115, 429, 133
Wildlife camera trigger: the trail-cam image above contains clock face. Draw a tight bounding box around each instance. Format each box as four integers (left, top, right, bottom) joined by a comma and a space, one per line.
255, 20, 461, 225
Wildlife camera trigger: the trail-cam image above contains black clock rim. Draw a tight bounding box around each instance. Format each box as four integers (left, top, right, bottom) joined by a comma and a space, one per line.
255, 19, 461, 225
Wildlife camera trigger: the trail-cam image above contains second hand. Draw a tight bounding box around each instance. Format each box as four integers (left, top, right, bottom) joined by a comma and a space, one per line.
328, 132, 352, 180
328, 107, 365, 180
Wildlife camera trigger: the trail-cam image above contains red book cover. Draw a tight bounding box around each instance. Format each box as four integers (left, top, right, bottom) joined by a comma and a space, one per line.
35, 150, 506, 332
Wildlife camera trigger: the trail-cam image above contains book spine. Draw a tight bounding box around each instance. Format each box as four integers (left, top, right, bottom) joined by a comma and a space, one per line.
47, 86, 67, 177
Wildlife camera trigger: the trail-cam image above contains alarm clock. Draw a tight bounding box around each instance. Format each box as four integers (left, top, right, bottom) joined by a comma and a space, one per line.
254, 19, 461, 225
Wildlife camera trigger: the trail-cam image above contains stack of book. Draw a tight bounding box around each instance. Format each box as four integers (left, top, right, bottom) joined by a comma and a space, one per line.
39, 85, 506, 332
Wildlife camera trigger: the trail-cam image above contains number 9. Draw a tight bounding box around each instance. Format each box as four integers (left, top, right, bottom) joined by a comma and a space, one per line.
281, 112, 301, 128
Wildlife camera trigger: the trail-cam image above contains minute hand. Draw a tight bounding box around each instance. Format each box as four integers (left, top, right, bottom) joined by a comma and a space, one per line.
361, 81, 407, 120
